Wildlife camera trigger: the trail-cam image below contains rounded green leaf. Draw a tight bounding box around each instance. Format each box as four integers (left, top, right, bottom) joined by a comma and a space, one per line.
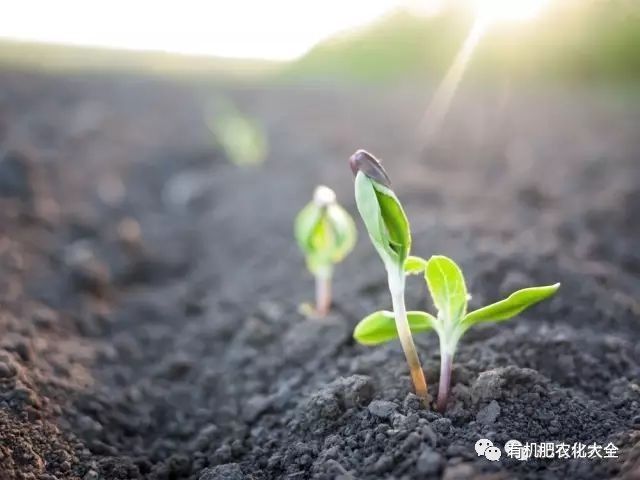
404, 255, 428, 275
425, 255, 468, 324
463, 283, 560, 328
353, 310, 436, 346
325, 204, 357, 263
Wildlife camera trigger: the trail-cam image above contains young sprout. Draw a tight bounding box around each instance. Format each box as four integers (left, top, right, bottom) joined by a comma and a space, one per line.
349, 149, 429, 402
354, 254, 559, 412
295, 185, 357, 317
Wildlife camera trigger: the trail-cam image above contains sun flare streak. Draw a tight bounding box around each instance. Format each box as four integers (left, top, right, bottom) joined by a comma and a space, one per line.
418, 0, 550, 146
420, 18, 487, 144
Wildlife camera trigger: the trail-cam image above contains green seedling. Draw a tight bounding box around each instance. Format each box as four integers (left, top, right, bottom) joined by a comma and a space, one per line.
349, 149, 429, 402
295, 185, 357, 317
354, 254, 559, 411
205, 97, 267, 166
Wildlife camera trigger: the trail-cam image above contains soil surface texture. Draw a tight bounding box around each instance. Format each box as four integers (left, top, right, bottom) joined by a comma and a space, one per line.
0, 71, 639, 479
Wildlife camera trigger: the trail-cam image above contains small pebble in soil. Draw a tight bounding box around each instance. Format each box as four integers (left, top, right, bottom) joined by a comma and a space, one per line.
304, 375, 374, 423
367, 400, 397, 419
476, 400, 501, 425
471, 369, 505, 403
403, 392, 422, 411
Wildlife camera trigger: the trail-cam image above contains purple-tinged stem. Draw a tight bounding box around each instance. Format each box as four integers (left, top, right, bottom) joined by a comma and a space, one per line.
315, 274, 332, 317
437, 350, 453, 412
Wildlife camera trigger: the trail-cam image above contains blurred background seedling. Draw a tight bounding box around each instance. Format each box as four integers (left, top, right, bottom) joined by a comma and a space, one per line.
295, 185, 357, 317
204, 97, 267, 167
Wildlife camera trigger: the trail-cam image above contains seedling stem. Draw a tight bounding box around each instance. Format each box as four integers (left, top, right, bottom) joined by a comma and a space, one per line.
389, 268, 428, 401
315, 268, 332, 317
436, 338, 455, 412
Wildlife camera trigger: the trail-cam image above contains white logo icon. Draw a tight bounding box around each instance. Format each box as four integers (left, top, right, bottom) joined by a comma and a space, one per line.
475, 439, 502, 461
485, 446, 502, 461
505, 439, 530, 461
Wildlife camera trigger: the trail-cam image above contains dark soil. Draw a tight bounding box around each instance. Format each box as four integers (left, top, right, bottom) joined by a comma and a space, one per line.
0, 70, 639, 480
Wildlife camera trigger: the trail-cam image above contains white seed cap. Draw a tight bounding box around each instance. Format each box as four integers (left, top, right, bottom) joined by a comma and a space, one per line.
313, 185, 336, 207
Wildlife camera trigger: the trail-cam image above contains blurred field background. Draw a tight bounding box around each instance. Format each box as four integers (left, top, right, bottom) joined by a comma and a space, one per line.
1, 0, 639, 85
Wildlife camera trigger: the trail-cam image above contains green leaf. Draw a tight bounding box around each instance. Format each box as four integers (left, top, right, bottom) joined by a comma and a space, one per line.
404, 255, 427, 275
373, 182, 411, 261
294, 189, 357, 276
353, 310, 436, 346
325, 204, 357, 263
294, 203, 323, 253
207, 103, 267, 167
463, 283, 560, 327
425, 255, 468, 324
354, 171, 411, 267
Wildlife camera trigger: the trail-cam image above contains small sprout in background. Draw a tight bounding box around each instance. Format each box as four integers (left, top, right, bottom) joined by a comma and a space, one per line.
294, 185, 357, 317
354, 254, 559, 411
205, 98, 267, 167
349, 149, 429, 402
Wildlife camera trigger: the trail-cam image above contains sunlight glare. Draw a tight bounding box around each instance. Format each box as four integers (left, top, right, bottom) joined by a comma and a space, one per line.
419, 18, 486, 144
472, 0, 549, 22
0, 0, 400, 60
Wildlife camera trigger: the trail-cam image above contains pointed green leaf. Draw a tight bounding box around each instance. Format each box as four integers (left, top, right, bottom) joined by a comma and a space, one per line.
373, 182, 411, 261
354, 171, 386, 254
354, 171, 411, 267
294, 202, 323, 253
463, 283, 560, 327
353, 310, 436, 346
325, 204, 357, 262
425, 255, 468, 324
404, 255, 428, 275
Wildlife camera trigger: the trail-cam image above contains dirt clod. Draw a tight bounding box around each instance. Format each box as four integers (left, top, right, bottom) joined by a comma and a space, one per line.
367, 399, 397, 418
475, 400, 501, 425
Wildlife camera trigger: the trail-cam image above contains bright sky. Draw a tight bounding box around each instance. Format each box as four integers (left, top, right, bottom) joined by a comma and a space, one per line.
0, 0, 549, 61
0, 0, 407, 60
